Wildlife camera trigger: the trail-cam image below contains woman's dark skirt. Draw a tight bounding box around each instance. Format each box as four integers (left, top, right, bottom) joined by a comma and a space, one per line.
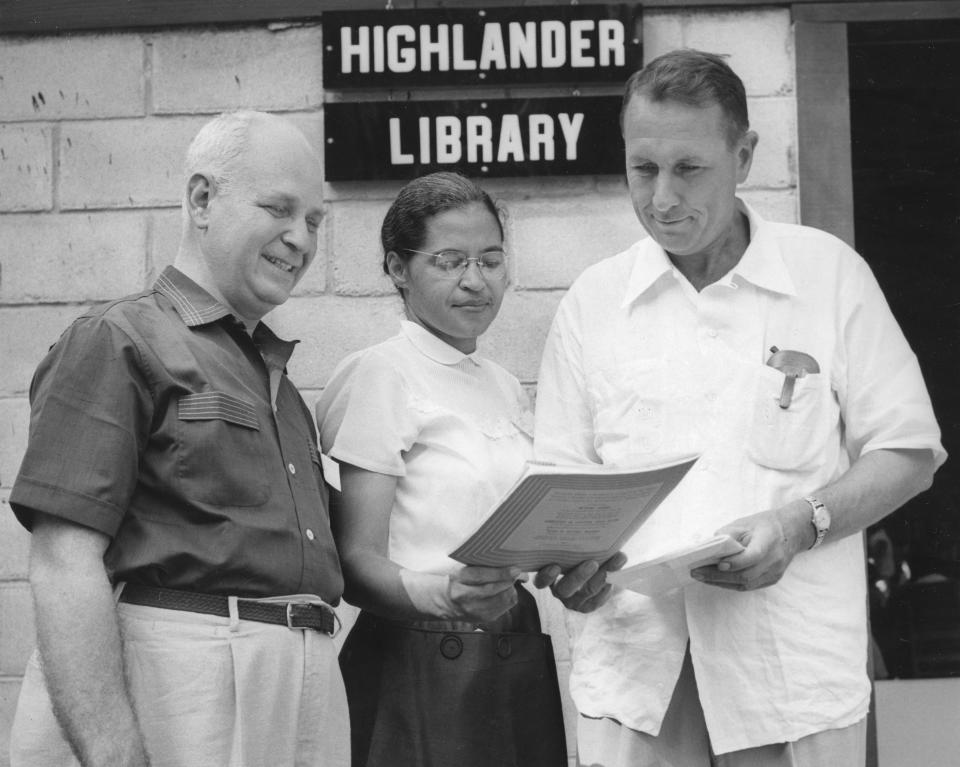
340, 585, 568, 767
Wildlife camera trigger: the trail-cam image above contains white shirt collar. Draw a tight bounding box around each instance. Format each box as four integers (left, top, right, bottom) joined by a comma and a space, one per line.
732, 201, 797, 296
400, 320, 481, 366
620, 242, 675, 308
621, 199, 796, 308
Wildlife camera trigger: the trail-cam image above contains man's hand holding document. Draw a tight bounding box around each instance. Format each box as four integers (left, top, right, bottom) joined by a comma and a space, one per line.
449, 455, 699, 572
606, 534, 745, 596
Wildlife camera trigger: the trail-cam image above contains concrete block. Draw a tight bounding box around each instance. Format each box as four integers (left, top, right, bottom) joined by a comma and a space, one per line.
0, 398, 29, 495
0, 305, 92, 397
284, 112, 325, 155
0, 212, 147, 303
596, 175, 629, 196
147, 209, 182, 286
0, 34, 144, 122
60, 117, 207, 210
0, 583, 35, 676
743, 97, 796, 189
0, 125, 52, 212
484, 175, 594, 200
325, 177, 593, 204
683, 8, 794, 96
876, 678, 960, 767
267, 295, 403, 389
739, 188, 799, 225
642, 11, 685, 63
1, 679, 24, 767
328, 200, 394, 296
323, 179, 407, 203
152, 25, 324, 113
0, 495, 30, 581
480, 290, 564, 382
510, 196, 641, 289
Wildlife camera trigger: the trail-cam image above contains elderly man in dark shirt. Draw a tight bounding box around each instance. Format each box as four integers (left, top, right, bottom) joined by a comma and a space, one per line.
9, 111, 348, 767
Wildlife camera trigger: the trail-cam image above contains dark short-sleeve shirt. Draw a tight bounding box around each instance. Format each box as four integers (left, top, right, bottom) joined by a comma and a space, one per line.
10, 266, 343, 602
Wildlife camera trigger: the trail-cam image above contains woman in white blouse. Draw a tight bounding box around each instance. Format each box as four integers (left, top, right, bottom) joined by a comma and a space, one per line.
315, 172, 568, 767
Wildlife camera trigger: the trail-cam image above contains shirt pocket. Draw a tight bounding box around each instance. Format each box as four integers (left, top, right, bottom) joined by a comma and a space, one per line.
587, 358, 667, 457
748, 366, 836, 472
176, 392, 270, 507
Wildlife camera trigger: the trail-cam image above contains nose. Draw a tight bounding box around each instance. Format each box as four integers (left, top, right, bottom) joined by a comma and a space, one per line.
281, 217, 315, 258
458, 259, 486, 290
651, 173, 679, 213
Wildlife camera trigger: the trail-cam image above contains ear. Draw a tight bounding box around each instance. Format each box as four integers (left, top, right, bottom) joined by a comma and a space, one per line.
186, 173, 215, 230
735, 130, 759, 184
385, 251, 409, 290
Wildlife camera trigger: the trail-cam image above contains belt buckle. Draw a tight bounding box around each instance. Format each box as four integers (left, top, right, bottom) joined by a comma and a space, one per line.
286, 602, 308, 630
285, 601, 340, 636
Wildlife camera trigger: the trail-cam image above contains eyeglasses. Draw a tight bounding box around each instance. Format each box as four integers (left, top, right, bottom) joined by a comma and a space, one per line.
404, 249, 507, 279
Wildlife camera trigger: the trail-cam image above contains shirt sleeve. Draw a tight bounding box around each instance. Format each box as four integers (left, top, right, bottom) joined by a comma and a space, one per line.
534, 291, 603, 466
9, 312, 153, 535
838, 254, 946, 468
316, 350, 418, 477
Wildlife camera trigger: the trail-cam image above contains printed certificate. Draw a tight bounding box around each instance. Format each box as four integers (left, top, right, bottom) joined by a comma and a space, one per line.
450, 456, 698, 571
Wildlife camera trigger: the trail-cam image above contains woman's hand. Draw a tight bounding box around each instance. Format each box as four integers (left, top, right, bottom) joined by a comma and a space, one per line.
448, 566, 525, 621
401, 566, 523, 623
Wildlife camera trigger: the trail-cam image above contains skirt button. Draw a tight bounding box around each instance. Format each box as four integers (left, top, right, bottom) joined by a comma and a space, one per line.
440, 634, 463, 660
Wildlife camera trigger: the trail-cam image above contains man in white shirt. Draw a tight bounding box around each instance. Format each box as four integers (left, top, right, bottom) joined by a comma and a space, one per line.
534, 49, 946, 767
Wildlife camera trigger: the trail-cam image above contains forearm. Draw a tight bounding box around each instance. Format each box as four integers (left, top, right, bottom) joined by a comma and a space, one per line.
341, 549, 450, 621
776, 447, 936, 551
334, 465, 519, 623
30, 520, 149, 766
704, 448, 937, 590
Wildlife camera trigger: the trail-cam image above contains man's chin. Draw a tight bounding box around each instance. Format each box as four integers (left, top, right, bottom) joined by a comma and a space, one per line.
650, 234, 696, 257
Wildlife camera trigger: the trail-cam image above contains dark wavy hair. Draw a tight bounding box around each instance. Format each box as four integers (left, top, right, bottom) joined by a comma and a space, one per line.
620, 49, 749, 146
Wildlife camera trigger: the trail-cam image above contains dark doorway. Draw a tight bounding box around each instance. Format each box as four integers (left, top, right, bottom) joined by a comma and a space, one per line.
849, 20, 960, 680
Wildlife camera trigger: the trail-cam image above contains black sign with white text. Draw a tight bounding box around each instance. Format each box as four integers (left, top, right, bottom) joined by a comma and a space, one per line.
324, 97, 624, 181
323, 5, 642, 88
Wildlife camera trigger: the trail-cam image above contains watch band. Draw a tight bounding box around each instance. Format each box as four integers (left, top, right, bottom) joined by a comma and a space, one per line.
804, 496, 830, 549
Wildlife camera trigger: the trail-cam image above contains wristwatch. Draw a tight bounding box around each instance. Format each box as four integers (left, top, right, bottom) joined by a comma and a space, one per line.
803, 496, 831, 549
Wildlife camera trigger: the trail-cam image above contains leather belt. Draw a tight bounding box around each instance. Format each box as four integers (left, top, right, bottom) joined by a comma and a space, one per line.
119, 583, 337, 635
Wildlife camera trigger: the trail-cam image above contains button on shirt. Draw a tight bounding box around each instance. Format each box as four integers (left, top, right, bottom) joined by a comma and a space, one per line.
317, 321, 534, 575
534, 202, 945, 753
11, 266, 343, 602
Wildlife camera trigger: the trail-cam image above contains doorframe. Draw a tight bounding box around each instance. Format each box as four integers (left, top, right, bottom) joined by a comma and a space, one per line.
792, 1, 960, 247
792, 6, 960, 765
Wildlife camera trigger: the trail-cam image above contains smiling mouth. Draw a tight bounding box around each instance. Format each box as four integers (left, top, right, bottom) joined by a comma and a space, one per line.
263, 254, 297, 273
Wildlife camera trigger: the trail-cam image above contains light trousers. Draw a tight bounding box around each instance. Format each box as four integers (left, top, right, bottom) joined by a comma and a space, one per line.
11, 602, 350, 767
577, 649, 866, 767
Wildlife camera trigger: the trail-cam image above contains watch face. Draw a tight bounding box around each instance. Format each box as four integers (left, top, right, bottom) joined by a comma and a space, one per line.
814, 503, 831, 531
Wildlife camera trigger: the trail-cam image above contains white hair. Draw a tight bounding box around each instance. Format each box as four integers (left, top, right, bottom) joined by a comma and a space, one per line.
182, 109, 270, 199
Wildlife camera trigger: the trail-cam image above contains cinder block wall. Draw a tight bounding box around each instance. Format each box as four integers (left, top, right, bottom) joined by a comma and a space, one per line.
0, 8, 797, 763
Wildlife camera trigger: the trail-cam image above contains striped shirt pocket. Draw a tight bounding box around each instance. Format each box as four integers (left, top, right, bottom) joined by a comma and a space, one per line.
178, 392, 260, 430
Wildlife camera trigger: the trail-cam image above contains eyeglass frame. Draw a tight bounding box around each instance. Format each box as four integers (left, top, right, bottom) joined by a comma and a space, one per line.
402, 248, 508, 279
